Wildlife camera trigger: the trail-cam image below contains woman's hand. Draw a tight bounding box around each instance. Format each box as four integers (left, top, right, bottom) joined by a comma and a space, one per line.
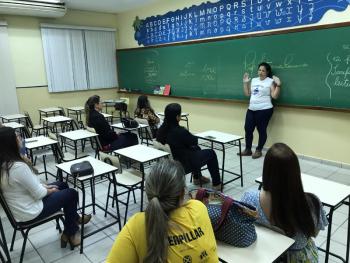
272, 75, 281, 87
243, 73, 251, 83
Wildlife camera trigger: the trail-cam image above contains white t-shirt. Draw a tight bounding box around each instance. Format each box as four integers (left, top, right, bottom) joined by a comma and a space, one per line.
1, 162, 47, 222
248, 77, 274, 111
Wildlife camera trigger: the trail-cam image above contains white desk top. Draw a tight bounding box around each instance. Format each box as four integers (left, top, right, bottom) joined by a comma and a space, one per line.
157, 112, 189, 117
67, 106, 84, 111
2, 122, 24, 129
217, 225, 294, 263
111, 123, 149, 131
255, 173, 350, 207
196, 130, 244, 144
101, 113, 112, 118
103, 99, 125, 104
25, 136, 58, 149
59, 129, 98, 140
1, 114, 27, 120
39, 107, 61, 113
114, 144, 169, 163
56, 156, 118, 180
42, 116, 72, 123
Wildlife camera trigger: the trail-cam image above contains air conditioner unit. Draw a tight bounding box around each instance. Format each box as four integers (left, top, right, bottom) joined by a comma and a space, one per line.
0, 0, 67, 18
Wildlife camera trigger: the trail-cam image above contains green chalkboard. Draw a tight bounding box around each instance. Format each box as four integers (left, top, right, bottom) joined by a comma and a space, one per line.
117, 25, 350, 110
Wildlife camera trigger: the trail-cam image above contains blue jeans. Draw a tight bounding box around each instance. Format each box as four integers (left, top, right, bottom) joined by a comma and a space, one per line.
244, 108, 273, 151
25, 182, 79, 236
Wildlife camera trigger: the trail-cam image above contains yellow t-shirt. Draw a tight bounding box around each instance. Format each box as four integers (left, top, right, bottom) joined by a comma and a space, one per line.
107, 199, 218, 263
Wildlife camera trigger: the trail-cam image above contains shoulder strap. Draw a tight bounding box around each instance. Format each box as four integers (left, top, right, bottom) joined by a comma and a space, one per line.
195, 188, 207, 201
215, 196, 234, 231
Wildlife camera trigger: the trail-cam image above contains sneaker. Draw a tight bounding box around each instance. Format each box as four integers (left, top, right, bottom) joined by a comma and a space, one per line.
212, 184, 223, 191
237, 149, 252, 156
252, 150, 262, 159
193, 176, 211, 185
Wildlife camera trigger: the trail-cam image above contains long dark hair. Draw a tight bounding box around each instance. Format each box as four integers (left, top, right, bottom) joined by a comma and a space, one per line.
156, 103, 181, 144
144, 159, 186, 263
85, 95, 100, 126
0, 127, 24, 184
258, 62, 273, 78
137, 95, 151, 110
262, 143, 320, 237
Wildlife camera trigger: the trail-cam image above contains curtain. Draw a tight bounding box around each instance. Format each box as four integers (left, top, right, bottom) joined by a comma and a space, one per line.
41, 25, 117, 92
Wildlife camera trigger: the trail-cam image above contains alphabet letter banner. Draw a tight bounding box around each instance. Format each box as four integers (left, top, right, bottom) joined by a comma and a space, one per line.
133, 0, 350, 46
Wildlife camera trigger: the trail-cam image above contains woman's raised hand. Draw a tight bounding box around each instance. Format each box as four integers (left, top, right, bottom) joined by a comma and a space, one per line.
243, 73, 251, 83
272, 75, 281, 86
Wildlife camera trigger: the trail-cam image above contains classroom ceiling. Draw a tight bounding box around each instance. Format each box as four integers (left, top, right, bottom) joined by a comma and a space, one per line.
66, 0, 162, 14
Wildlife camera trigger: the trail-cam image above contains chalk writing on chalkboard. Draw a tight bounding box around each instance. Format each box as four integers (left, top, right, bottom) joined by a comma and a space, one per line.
179, 61, 196, 78
325, 46, 350, 99
243, 51, 308, 76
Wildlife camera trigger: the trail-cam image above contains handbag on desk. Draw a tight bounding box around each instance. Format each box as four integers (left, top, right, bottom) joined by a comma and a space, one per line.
70, 161, 94, 177
121, 117, 139, 129
190, 188, 258, 247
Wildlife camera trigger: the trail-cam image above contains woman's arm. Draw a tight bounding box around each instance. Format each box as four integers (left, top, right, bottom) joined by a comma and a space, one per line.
270, 75, 282, 99
13, 163, 48, 200
243, 73, 251, 97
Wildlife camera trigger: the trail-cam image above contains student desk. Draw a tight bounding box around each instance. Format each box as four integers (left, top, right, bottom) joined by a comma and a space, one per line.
66, 106, 84, 122
111, 123, 151, 145
114, 144, 170, 211
38, 107, 62, 124
158, 111, 189, 130
218, 225, 294, 263
59, 129, 98, 159
2, 122, 29, 138
1, 113, 27, 124
255, 174, 350, 263
42, 116, 72, 135
56, 156, 121, 254
103, 99, 125, 113
195, 130, 244, 191
101, 112, 113, 124
25, 136, 59, 179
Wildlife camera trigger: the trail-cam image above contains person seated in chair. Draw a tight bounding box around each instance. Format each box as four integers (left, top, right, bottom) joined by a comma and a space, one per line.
241, 143, 328, 262
107, 159, 219, 262
0, 127, 91, 249
134, 95, 160, 138
156, 103, 222, 190
85, 95, 138, 151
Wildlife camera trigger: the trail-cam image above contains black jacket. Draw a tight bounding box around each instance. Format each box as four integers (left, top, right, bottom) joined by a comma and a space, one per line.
89, 110, 116, 146
162, 125, 198, 173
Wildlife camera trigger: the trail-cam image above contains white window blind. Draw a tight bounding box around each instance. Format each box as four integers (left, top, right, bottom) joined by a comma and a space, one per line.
0, 21, 20, 115
41, 24, 117, 92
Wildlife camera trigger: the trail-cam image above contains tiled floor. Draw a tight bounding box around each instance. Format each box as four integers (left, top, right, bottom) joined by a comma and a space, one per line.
1, 141, 349, 263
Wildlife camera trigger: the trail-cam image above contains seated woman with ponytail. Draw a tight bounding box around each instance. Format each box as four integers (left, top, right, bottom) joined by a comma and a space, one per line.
107, 159, 219, 263
85, 95, 138, 151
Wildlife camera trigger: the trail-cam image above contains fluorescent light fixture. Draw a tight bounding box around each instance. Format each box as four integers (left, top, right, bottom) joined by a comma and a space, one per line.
30, 0, 64, 3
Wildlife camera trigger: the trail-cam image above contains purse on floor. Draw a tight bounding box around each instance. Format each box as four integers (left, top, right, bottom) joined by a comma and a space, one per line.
70, 161, 94, 177
190, 188, 258, 247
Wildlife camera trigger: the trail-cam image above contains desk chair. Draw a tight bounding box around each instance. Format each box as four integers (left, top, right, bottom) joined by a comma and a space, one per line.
114, 102, 129, 122
134, 118, 154, 145
86, 126, 114, 158
0, 192, 64, 263
99, 152, 142, 225
0, 217, 11, 263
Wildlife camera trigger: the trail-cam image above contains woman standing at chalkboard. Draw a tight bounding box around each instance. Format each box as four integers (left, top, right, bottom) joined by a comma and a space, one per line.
240, 62, 281, 159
